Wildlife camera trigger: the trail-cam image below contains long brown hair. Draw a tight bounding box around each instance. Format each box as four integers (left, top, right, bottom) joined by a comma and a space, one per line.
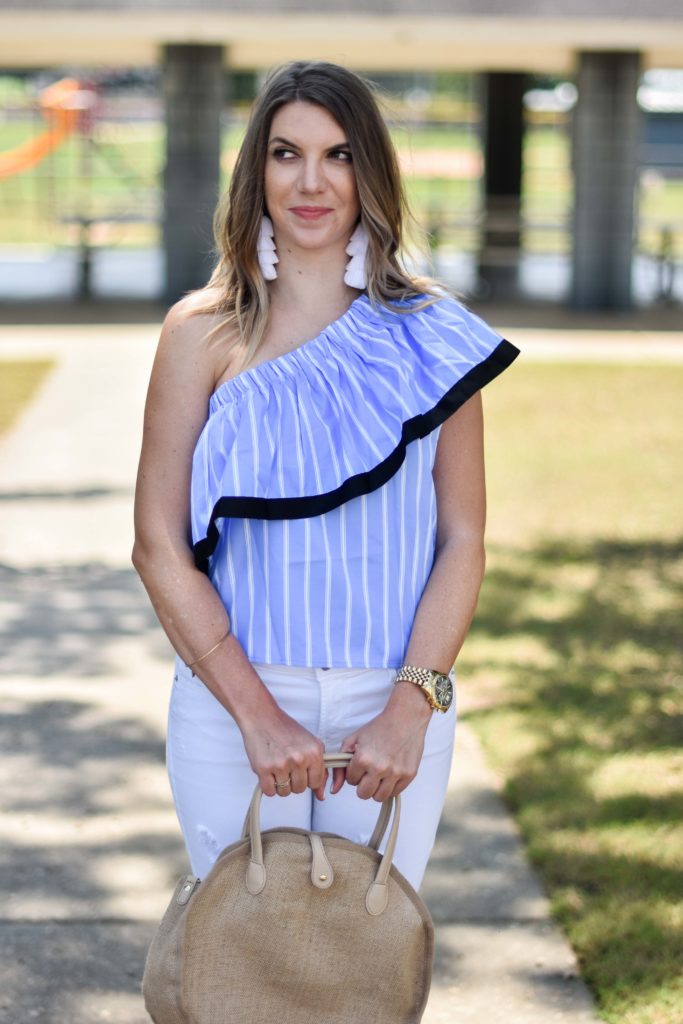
188, 60, 441, 368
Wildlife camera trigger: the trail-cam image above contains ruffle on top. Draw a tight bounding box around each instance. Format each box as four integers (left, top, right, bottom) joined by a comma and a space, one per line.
191, 293, 519, 573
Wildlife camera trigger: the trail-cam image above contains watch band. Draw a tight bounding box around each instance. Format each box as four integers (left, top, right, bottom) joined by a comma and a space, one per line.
394, 664, 442, 687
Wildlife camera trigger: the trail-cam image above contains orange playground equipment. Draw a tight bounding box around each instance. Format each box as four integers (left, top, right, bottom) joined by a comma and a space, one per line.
0, 78, 94, 179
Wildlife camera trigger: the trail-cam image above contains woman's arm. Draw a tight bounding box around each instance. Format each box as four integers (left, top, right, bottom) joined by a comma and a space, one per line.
336, 391, 487, 801
131, 297, 326, 799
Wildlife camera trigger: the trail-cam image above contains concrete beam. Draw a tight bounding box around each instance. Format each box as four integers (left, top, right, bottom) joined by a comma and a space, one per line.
0, 14, 682, 71
571, 51, 643, 311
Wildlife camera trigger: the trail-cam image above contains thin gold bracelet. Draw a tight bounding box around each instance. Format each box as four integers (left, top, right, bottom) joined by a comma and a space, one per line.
187, 625, 231, 669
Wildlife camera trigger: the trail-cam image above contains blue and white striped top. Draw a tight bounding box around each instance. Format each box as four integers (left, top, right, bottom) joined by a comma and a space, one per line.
191, 293, 518, 668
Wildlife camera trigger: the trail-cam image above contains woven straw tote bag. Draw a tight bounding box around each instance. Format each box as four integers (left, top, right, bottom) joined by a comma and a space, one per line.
142, 752, 434, 1024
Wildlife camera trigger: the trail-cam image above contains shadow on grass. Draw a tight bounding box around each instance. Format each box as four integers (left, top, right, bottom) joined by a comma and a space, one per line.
462, 535, 683, 1020
471, 536, 683, 749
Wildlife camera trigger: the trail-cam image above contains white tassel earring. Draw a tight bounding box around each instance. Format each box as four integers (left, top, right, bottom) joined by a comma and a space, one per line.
344, 222, 369, 289
257, 215, 278, 280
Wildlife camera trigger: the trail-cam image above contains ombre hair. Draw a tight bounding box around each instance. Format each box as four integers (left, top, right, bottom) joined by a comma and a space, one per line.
189, 60, 441, 368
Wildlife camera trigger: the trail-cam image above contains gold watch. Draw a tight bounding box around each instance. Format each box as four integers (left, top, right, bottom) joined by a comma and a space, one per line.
394, 664, 454, 713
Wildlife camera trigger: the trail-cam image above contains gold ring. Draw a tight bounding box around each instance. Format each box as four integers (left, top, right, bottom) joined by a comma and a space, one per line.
274, 777, 291, 790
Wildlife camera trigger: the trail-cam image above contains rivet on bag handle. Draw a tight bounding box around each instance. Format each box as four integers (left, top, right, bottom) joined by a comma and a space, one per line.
243, 751, 401, 915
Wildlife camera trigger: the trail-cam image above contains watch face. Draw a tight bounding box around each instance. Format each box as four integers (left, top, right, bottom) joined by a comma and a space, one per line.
434, 674, 454, 710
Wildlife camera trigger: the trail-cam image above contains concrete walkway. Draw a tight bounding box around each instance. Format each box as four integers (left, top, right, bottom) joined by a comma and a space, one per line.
5, 309, 676, 1022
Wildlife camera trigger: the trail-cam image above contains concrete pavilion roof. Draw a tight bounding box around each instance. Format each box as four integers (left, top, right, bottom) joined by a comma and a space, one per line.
1, 1, 682, 72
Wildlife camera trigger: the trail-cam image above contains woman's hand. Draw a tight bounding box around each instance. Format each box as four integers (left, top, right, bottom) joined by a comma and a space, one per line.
331, 683, 432, 802
239, 705, 327, 800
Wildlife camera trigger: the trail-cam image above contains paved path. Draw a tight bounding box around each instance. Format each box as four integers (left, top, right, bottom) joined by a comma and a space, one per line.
3, 313, 671, 1022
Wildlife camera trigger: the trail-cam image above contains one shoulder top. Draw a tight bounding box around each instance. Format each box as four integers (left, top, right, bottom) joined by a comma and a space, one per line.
190, 293, 519, 669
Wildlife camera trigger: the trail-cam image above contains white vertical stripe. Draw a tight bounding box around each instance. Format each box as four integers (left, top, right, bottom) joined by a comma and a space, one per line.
274, 388, 287, 498
304, 516, 312, 665
226, 522, 238, 638
288, 387, 307, 663
283, 518, 291, 663
260, 405, 275, 662
422, 433, 440, 582
361, 493, 372, 665
322, 513, 333, 667
232, 424, 242, 496
381, 481, 390, 664
261, 398, 276, 461
288, 386, 306, 496
220, 436, 239, 638
263, 519, 271, 662
311, 375, 365, 476
247, 396, 260, 485
245, 398, 260, 653
298, 400, 323, 491
340, 502, 352, 667
398, 458, 407, 650
244, 520, 255, 654
411, 439, 424, 605
298, 399, 332, 665
305, 393, 342, 486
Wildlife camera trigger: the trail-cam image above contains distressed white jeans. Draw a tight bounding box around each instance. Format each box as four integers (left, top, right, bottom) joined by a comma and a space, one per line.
166, 654, 457, 890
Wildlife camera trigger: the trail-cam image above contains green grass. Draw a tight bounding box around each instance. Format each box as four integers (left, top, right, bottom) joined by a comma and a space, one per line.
461, 363, 683, 1023
0, 360, 56, 437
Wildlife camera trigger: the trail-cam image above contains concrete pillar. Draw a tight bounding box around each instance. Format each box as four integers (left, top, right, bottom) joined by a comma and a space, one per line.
571, 51, 642, 310
162, 44, 224, 304
478, 72, 526, 298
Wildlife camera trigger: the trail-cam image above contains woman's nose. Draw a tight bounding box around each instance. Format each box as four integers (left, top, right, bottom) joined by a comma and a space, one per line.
298, 157, 325, 193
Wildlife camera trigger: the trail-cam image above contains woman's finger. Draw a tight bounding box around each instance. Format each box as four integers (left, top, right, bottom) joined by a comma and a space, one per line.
307, 757, 327, 792
287, 759, 309, 794
344, 750, 370, 789
273, 773, 293, 797
372, 776, 398, 803
354, 768, 381, 801
310, 766, 329, 801
261, 773, 278, 797
330, 766, 346, 795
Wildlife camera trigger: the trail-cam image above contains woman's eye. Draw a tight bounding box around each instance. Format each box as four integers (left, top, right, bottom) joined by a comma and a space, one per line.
272, 147, 296, 160
330, 150, 352, 163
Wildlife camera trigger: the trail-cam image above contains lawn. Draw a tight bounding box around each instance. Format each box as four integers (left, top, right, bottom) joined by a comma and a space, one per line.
463, 361, 683, 1024
0, 360, 55, 438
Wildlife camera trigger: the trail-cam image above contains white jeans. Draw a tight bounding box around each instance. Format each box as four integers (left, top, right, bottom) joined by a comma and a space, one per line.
166, 654, 457, 890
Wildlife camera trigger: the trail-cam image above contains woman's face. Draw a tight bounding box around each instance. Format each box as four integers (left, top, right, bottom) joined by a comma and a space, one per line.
264, 100, 360, 256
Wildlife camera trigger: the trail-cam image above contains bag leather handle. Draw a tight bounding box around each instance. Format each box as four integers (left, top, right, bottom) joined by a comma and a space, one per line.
243, 752, 401, 915
240, 752, 390, 848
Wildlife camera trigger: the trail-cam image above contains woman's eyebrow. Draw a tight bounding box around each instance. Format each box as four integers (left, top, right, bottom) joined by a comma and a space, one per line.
268, 136, 298, 148
268, 135, 350, 151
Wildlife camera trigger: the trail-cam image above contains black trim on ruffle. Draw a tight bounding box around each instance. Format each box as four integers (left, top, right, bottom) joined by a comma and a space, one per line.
193, 338, 519, 573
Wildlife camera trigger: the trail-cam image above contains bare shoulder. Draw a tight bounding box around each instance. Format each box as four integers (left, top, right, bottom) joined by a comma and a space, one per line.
134, 289, 238, 534
154, 287, 239, 397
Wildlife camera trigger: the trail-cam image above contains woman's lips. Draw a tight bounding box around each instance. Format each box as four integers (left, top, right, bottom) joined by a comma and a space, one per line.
290, 207, 333, 220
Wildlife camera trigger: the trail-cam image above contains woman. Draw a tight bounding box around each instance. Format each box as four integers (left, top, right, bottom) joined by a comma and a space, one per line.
132, 60, 518, 891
